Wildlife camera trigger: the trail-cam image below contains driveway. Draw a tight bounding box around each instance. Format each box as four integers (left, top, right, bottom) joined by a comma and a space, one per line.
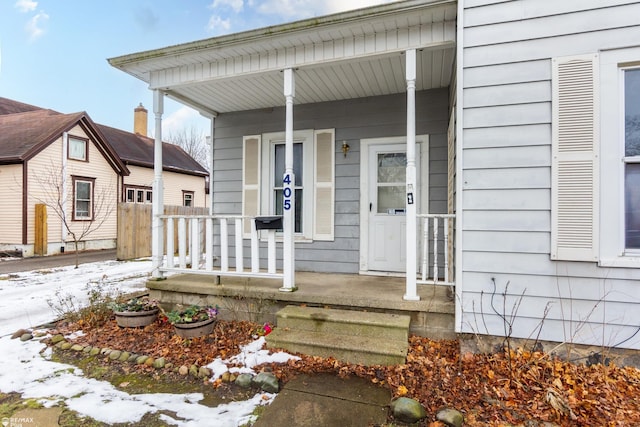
0, 249, 117, 274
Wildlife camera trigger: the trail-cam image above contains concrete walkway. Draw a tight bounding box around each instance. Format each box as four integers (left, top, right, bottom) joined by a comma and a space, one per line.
254, 373, 390, 427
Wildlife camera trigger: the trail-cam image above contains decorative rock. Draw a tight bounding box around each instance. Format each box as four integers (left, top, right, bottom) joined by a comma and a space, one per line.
189, 365, 199, 377
178, 365, 189, 376
20, 333, 33, 342
235, 373, 253, 388
144, 357, 155, 367
128, 354, 139, 363
166, 363, 173, 370
436, 408, 464, 427
221, 371, 231, 382
50, 334, 65, 344
198, 366, 211, 378
136, 356, 149, 365
100, 348, 112, 355
83, 346, 92, 353
60, 342, 72, 350
11, 329, 30, 339
71, 344, 84, 351
390, 397, 427, 424
109, 350, 122, 360
118, 352, 131, 362
153, 358, 166, 369
89, 347, 101, 356
55, 341, 66, 349
253, 372, 279, 393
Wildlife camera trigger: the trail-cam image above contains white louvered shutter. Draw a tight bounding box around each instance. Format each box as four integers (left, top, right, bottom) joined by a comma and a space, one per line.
313, 129, 335, 241
551, 54, 599, 261
242, 135, 261, 236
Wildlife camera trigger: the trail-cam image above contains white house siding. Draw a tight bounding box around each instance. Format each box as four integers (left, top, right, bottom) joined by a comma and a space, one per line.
124, 165, 206, 207
460, 0, 640, 349
0, 164, 24, 246
212, 89, 450, 274
27, 128, 119, 252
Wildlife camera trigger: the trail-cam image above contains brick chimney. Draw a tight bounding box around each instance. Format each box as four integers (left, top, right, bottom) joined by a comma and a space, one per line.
134, 103, 148, 136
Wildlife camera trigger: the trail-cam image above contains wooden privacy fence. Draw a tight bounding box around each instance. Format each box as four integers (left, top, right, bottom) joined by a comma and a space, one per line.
117, 203, 208, 260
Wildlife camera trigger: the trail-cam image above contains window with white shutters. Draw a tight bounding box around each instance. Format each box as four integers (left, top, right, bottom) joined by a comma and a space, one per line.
241, 129, 335, 241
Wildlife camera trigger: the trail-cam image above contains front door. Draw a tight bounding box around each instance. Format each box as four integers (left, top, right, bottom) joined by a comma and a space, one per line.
367, 143, 408, 272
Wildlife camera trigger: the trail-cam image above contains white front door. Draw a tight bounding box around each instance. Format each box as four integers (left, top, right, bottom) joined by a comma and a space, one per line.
367, 143, 408, 272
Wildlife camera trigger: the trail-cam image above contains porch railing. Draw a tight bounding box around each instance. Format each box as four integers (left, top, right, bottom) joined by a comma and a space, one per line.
159, 214, 283, 280
417, 213, 455, 286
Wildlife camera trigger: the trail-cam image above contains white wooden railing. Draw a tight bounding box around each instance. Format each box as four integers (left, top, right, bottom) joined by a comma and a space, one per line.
159, 215, 283, 280
417, 214, 455, 286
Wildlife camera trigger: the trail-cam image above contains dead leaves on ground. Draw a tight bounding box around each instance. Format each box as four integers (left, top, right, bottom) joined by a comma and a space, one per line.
60, 321, 640, 426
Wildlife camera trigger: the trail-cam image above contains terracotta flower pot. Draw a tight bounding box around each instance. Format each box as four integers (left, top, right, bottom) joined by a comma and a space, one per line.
173, 318, 216, 338
114, 309, 158, 328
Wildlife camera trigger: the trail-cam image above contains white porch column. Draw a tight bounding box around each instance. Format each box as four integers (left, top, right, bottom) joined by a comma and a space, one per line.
151, 90, 165, 279
281, 68, 297, 292
207, 116, 215, 214
404, 49, 419, 301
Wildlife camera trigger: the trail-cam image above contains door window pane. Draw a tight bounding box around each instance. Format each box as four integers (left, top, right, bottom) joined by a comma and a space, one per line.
377, 153, 406, 213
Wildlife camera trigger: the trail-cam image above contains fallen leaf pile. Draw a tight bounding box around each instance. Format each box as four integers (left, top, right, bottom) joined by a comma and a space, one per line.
62, 320, 640, 426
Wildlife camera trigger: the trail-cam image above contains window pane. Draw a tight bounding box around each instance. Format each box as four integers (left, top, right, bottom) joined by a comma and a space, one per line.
274, 143, 303, 186
77, 182, 90, 199
126, 189, 134, 202
137, 190, 144, 203
625, 69, 640, 157
626, 164, 640, 249
76, 201, 90, 217
274, 189, 302, 233
377, 153, 406, 183
69, 139, 86, 160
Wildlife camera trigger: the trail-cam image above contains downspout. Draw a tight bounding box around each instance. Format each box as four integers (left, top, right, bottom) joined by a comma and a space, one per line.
404, 49, 419, 301
62, 131, 68, 250
281, 68, 297, 292
454, 0, 465, 333
151, 90, 165, 279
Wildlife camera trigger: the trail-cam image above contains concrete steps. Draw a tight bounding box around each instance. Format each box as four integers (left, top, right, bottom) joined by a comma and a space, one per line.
266, 305, 410, 366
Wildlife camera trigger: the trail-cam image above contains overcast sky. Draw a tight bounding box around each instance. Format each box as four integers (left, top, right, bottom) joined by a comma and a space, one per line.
0, 0, 399, 137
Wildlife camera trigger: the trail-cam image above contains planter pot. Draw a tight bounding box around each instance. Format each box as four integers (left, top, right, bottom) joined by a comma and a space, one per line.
114, 309, 158, 328
173, 318, 216, 339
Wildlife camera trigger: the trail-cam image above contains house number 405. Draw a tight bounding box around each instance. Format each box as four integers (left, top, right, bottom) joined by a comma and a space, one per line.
283, 174, 292, 210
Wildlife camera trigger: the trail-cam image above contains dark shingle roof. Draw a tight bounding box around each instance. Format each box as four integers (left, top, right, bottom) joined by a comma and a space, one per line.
0, 109, 85, 162
97, 124, 208, 176
0, 97, 207, 176
0, 97, 45, 115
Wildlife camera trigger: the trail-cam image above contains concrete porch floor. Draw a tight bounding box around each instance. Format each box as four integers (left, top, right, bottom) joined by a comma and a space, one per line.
147, 272, 456, 339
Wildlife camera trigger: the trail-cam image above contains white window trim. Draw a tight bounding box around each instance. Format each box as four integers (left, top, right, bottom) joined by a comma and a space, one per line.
261, 130, 314, 241
73, 178, 93, 221
599, 46, 640, 268
68, 137, 87, 161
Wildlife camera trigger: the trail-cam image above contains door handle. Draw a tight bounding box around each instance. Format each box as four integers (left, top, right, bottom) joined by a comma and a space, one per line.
369, 203, 372, 212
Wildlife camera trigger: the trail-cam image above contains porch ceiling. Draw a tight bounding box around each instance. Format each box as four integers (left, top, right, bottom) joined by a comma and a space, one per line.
109, 0, 457, 115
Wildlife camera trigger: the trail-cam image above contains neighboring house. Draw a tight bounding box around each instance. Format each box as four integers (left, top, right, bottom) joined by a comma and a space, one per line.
0, 98, 208, 256
109, 0, 640, 351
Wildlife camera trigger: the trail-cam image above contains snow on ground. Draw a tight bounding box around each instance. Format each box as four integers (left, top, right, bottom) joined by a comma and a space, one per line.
0, 258, 298, 426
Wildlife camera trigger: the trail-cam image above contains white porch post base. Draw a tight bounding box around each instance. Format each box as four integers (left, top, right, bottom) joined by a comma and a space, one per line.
281, 68, 297, 292
404, 48, 419, 301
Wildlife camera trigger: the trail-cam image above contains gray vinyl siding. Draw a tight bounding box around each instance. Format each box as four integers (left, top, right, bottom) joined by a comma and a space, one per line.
212, 89, 450, 274
460, 0, 640, 349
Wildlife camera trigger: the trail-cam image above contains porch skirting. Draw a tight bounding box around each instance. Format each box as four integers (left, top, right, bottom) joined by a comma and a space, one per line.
147, 272, 455, 340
